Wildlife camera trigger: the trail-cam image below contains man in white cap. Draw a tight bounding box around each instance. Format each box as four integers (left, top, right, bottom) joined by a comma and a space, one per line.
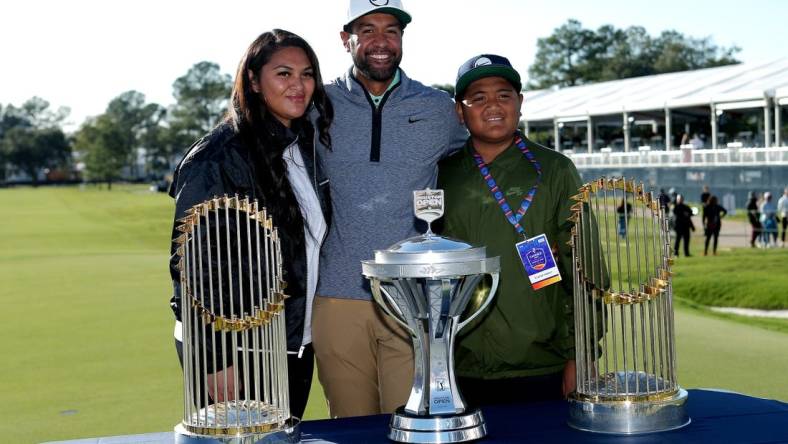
312, 0, 467, 418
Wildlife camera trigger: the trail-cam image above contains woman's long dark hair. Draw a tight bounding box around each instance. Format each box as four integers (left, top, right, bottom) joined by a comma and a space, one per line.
228, 29, 333, 233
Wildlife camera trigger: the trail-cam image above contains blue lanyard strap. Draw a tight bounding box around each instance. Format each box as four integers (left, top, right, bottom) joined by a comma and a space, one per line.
472, 131, 542, 237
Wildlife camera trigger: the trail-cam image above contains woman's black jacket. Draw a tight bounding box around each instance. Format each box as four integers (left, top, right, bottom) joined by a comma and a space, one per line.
168, 120, 330, 354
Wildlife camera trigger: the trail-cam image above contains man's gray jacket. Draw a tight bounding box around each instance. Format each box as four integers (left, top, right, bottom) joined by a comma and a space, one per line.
317, 68, 467, 300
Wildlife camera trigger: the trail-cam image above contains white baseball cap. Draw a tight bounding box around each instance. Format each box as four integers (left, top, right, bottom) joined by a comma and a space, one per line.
344, 0, 412, 31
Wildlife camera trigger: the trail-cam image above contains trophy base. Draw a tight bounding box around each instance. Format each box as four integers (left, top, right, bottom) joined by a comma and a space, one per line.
174, 417, 300, 444
388, 406, 486, 443
567, 388, 690, 434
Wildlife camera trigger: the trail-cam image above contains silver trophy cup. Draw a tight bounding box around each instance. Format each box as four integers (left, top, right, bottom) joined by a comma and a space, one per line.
362, 189, 501, 443
173, 196, 300, 444
567, 178, 690, 434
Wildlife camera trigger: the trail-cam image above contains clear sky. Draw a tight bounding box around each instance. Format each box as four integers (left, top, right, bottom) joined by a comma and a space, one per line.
1, 0, 784, 130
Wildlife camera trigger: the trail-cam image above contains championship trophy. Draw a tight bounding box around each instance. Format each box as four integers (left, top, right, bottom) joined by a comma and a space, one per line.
567, 178, 690, 434
362, 189, 501, 443
173, 195, 300, 443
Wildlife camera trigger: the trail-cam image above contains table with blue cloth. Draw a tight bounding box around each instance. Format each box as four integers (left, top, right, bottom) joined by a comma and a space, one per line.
46, 389, 788, 444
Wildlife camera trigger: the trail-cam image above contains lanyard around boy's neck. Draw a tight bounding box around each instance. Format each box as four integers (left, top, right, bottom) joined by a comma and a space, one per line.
472, 131, 542, 239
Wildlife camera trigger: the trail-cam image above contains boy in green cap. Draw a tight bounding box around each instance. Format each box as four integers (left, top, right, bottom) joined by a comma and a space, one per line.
438, 54, 583, 405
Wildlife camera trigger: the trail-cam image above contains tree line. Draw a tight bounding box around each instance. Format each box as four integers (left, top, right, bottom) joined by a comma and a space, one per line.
527, 19, 739, 89
0, 97, 71, 185
1, 61, 232, 188
1, 20, 740, 188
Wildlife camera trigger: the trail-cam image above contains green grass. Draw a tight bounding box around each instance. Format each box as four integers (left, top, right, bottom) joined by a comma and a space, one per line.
675, 297, 788, 335
675, 306, 788, 400
591, 200, 788, 326
0, 185, 180, 443
724, 210, 749, 223
671, 247, 788, 310
0, 185, 329, 443
1, 185, 786, 443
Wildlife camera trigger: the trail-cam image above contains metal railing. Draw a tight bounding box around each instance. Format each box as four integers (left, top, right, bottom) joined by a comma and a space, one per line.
567, 146, 788, 169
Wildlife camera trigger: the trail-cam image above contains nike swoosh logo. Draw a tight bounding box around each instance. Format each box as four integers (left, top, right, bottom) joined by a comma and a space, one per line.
408, 117, 424, 123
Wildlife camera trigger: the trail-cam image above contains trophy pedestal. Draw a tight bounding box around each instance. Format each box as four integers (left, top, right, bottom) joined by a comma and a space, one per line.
174, 417, 300, 444
388, 407, 486, 443
567, 386, 690, 435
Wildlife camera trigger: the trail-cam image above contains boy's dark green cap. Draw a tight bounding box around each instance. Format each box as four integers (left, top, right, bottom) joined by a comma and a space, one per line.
455, 54, 522, 98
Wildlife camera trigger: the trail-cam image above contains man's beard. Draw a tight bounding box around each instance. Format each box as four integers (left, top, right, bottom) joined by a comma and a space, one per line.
353, 51, 402, 82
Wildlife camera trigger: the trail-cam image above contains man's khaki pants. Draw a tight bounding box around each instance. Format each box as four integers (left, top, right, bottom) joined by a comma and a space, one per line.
312, 296, 414, 418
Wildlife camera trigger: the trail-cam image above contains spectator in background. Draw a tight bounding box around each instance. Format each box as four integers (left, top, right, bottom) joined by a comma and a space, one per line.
617, 198, 633, 239
746, 191, 762, 248
702, 195, 727, 256
667, 187, 678, 232
777, 187, 788, 247
690, 134, 704, 149
658, 188, 671, 213
700, 185, 711, 207
672, 194, 695, 257
760, 192, 778, 247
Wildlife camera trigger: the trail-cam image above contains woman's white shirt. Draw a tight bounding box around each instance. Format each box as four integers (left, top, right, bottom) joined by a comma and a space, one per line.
284, 142, 327, 349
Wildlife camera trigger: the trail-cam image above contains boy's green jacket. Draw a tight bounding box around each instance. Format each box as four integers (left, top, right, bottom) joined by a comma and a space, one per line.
437, 136, 583, 379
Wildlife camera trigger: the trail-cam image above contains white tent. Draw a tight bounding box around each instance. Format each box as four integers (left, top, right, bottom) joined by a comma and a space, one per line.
521, 58, 788, 150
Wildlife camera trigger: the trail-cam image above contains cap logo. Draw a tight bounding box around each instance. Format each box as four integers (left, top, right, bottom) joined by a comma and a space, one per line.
370, 0, 389, 5
474, 57, 492, 68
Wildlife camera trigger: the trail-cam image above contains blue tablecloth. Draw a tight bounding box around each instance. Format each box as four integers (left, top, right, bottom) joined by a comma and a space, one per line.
47, 389, 788, 444
299, 389, 788, 443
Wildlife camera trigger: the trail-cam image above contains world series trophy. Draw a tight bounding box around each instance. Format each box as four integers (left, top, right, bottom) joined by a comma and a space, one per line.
567, 178, 690, 434
362, 189, 501, 443
173, 195, 300, 443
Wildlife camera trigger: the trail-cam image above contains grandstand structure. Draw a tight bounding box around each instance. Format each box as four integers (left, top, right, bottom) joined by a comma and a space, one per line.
522, 58, 788, 205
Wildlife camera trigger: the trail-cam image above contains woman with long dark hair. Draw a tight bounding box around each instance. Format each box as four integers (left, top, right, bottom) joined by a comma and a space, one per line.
167, 29, 333, 419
